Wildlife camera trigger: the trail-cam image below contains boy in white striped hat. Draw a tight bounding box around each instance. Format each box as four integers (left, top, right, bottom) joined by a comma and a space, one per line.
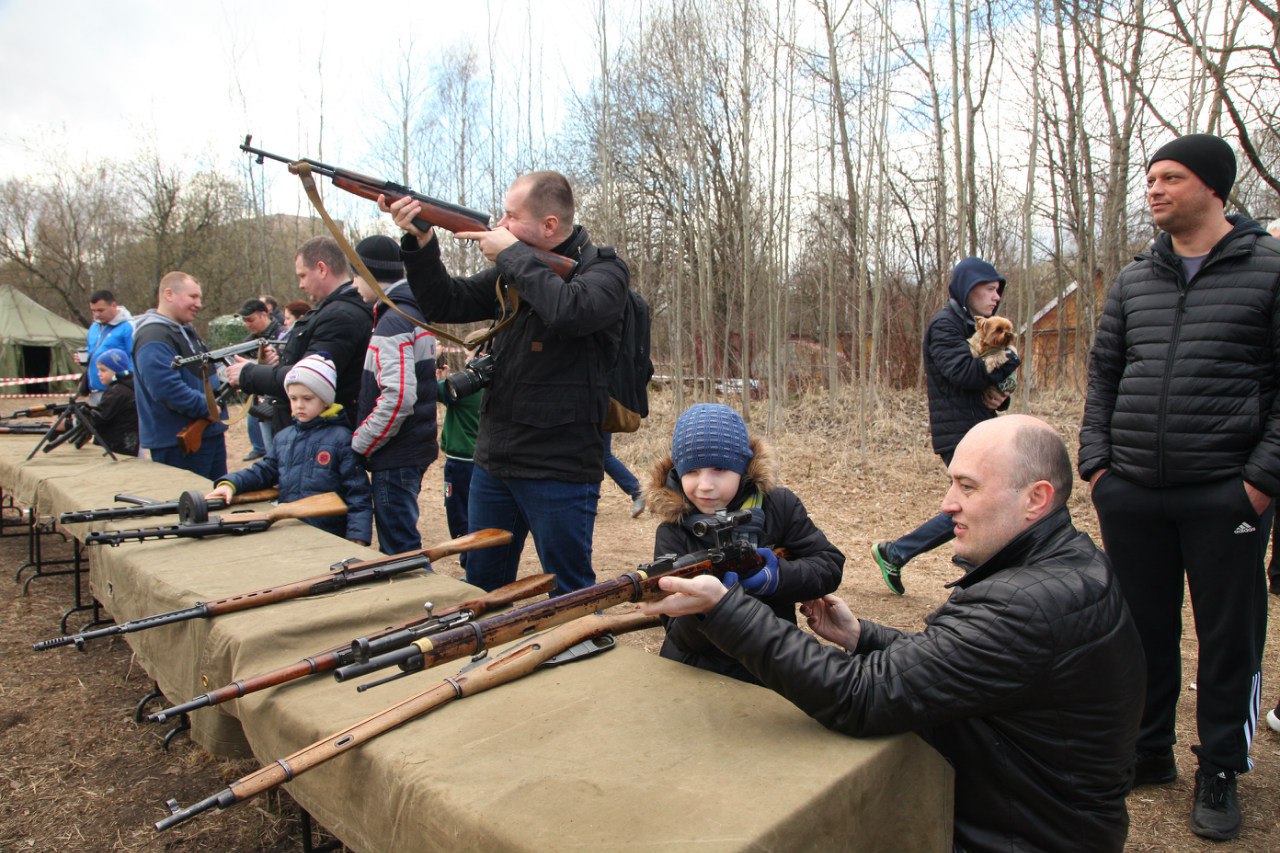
207, 353, 373, 545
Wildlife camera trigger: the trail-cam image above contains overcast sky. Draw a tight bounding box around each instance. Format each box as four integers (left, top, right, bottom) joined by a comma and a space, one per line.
0, 0, 606, 181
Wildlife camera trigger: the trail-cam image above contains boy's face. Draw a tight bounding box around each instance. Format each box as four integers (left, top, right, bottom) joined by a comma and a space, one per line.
680, 467, 743, 515
286, 384, 326, 423
96, 365, 115, 386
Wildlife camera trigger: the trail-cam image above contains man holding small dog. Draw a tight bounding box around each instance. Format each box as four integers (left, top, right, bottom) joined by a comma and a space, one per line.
1081, 134, 1280, 840
645, 415, 1144, 853
871, 257, 1021, 594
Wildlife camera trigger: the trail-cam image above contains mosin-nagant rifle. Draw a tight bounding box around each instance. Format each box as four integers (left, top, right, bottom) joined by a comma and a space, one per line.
33, 528, 513, 651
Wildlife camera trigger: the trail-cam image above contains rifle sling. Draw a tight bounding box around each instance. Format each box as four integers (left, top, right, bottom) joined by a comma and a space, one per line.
290, 162, 520, 350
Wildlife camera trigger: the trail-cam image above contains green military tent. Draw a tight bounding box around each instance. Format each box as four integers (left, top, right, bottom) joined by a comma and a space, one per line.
0, 286, 86, 393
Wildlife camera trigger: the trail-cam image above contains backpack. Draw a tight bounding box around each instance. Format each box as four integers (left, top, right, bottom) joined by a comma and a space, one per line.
581, 245, 654, 433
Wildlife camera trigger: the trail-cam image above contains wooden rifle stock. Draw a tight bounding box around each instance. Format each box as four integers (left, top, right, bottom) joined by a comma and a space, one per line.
146, 568, 549, 723
34, 528, 513, 651
231, 491, 348, 525
333, 541, 768, 687
155, 608, 658, 831
176, 417, 213, 454
238, 139, 577, 280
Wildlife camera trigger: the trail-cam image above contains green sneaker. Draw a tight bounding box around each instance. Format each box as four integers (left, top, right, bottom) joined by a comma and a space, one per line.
872, 542, 905, 595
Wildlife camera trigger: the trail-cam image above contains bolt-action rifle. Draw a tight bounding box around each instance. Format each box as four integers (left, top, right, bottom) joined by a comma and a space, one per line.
79, 491, 346, 547
34, 528, 513, 652
240, 135, 578, 280
155, 607, 658, 831
146, 571, 553, 723
58, 488, 281, 526
334, 511, 769, 689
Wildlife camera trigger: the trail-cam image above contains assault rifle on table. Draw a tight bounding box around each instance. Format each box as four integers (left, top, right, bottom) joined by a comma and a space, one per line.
239, 135, 578, 280
146, 571, 554, 723
334, 510, 769, 689
155, 607, 659, 831
58, 488, 280, 526
33, 528, 513, 652
4, 401, 71, 419
79, 491, 346, 547
25, 397, 116, 462
0, 423, 53, 434
170, 338, 288, 371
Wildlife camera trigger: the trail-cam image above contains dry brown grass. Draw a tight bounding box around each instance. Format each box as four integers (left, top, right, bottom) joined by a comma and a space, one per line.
1, 386, 1278, 852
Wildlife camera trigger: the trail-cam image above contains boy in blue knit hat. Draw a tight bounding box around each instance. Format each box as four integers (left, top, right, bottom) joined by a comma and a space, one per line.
86, 347, 139, 456
643, 402, 845, 682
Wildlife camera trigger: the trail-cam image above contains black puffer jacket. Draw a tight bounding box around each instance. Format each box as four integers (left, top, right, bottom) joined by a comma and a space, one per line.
401, 226, 628, 483
645, 438, 844, 682
238, 283, 373, 432
697, 506, 1144, 853
1079, 218, 1280, 493
924, 259, 1020, 457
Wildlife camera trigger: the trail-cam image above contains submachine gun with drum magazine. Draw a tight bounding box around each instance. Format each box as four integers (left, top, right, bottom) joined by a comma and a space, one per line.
78, 491, 347, 547
58, 488, 280, 526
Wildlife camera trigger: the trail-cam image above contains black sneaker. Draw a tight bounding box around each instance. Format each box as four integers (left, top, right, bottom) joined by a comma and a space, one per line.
1190, 769, 1240, 841
1132, 748, 1177, 786
871, 543, 905, 595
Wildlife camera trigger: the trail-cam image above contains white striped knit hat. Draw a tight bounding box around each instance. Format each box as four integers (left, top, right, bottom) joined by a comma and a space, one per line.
284, 353, 337, 406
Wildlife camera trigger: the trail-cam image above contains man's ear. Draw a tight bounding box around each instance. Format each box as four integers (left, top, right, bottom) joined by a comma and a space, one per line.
1024, 480, 1054, 521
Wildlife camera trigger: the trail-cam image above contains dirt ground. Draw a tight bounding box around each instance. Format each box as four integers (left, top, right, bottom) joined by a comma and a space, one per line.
1, 387, 1278, 852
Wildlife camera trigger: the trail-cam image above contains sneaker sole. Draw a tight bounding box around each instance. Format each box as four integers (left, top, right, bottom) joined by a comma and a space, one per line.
870, 545, 905, 596
1189, 819, 1240, 842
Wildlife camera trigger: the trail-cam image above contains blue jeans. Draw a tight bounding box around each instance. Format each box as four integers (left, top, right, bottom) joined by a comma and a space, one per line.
603, 432, 641, 499
886, 450, 954, 567
370, 465, 425, 555
466, 465, 600, 595
150, 433, 227, 480
443, 458, 474, 568
247, 412, 266, 456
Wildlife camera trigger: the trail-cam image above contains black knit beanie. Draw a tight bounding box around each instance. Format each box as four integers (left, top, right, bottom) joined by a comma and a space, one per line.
1147, 134, 1236, 202
355, 235, 404, 282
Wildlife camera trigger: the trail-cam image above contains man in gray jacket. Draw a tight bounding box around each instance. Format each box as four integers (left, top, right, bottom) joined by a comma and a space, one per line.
1080, 134, 1280, 841
645, 416, 1144, 853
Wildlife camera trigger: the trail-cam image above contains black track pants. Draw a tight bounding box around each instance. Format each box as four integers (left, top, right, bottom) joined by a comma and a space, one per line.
1091, 472, 1269, 775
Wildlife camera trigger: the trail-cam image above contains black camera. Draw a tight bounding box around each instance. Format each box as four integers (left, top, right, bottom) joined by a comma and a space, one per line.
444, 353, 496, 403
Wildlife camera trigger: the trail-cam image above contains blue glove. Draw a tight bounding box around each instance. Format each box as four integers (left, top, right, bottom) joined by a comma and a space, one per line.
741, 548, 780, 597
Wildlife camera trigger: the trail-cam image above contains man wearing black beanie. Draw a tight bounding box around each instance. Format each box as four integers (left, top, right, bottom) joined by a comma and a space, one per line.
1081, 134, 1280, 841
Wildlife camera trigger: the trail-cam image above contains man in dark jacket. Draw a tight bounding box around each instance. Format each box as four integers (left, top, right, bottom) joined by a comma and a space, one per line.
384, 171, 628, 594
351, 235, 439, 554
226, 237, 374, 433
1080, 133, 1280, 841
644, 415, 1144, 853
236, 298, 285, 461
871, 257, 1020, 594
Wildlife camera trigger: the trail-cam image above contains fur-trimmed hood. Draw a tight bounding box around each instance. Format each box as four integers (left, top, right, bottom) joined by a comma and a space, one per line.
643, 436, 777, 524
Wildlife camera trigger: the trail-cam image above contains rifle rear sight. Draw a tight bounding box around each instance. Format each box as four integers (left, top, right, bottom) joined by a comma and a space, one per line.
690, 509, 753, 548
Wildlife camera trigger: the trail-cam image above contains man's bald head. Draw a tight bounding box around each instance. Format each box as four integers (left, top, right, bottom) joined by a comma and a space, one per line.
963, 415, 1072, 509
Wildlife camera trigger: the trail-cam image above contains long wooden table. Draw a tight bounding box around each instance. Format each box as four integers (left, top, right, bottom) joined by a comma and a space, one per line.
0, 436, 954, 852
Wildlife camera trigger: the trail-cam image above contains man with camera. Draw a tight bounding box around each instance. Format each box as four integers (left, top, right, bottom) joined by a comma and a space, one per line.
383, 171, 629, 594
226, 237, 373, 433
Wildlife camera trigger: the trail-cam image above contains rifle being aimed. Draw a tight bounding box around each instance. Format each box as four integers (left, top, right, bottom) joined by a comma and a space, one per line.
156, 608, 659, 831
146, 571, 554, 723
79, 491, 346, 547
240, 136, 578, 281
59, 488, 280, 526
334, 511, 770, 689
34, 528, 514, 651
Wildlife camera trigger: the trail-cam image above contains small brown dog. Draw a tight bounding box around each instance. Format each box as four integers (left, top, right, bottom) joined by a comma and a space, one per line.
969, 316, 1019, 393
